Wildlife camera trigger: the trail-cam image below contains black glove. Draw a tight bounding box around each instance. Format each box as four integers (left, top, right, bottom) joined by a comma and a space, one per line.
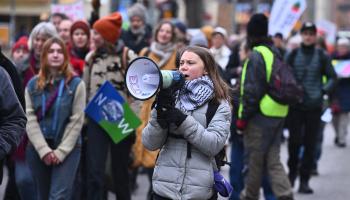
155, 88, 174, 110
157, 109, 169, 129
158, 107, 187, 127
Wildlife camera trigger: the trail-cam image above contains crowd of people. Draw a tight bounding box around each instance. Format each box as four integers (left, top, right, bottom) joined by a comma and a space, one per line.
0, 1, 349, 200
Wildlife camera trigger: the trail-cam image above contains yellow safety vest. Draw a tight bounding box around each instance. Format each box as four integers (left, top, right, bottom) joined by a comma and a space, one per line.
238, 46, 288, 118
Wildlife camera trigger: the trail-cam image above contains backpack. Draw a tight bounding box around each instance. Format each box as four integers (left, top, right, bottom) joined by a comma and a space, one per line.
206, 99, 230, 170
254, 46, 304, 105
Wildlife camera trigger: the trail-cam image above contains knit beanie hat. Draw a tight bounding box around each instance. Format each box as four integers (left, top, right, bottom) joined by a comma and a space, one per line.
127, 3, 147, 22
190, 31, 208, 47
93, 12, 122, 44
70, 20, 90, 39
247, 13, 268, 38
12, 36, 29, 54
201, 25, 214, 42
175, 21, 187, 35
213, 27, 228, 38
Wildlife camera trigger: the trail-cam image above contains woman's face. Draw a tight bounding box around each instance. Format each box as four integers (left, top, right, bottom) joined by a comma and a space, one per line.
72, 28, 88, 48
47, 42, 64, 70
156, 23, 173, 45
33, 33, 48, 57
179, 51, 206, 80
92, 30, 104, 49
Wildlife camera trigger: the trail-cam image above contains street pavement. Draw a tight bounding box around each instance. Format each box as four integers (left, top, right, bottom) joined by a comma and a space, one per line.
127, 123, 350, 200
1, 123, 349, 200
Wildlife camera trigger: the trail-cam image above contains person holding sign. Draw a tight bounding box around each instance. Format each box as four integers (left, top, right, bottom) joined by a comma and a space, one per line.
25, 37, 86, 200
82, 12, 138, 200
330, 37, 350, 147
142, 46, 232, 199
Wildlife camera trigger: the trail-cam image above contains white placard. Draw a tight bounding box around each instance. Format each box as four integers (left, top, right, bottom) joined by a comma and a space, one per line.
269, 0, 307, 38
51, 0, 85, 21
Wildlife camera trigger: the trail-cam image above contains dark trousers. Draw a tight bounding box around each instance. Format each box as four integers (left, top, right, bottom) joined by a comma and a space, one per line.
287, 108, 321, 181
86, 120, 133, 200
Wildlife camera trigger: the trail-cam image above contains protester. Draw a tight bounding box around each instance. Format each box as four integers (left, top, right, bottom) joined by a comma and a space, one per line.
174, 20, 189, 50
12, 36, 30, 78
272, 33, 286, 58
121, 2, 152, 54
285, 22, 337, 194
132, 20, 178, 199
24, 22, 58, 87
229, 40, 276, 200
69, 20, 90, 76
236, 13, 294, 200
83, 12, 137, 200
1, 45, 27, 199
210, 27, 232, 71
0, 66, 26, 183
142, 46, 231, 199
58, 19, 73, 45
210, 27, 238, 84
50, 13, 69, 31
25, 37, 85, 200
330, 37, 350, 147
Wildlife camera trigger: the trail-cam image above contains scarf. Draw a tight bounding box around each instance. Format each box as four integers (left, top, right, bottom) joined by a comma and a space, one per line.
177, 75, 214, 112
150, 42, 176, 68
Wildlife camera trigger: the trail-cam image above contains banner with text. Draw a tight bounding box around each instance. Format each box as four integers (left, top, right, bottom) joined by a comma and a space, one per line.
269, 0, 307, 38
85, 81, 141, 144
51, 0, 84, 21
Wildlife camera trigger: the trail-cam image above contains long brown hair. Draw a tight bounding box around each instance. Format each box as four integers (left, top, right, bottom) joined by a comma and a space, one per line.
154, 20, 176, 44
179, 46, 231, 103
37, 37, 73, 90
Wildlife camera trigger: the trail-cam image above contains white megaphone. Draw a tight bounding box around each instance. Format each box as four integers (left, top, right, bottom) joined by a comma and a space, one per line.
125, 57, 184, 100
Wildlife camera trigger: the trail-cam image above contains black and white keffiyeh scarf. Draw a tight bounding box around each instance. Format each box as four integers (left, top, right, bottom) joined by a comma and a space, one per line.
177, 75, 214, 112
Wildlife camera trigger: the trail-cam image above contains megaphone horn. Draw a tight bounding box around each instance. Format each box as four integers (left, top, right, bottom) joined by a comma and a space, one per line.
125, 57, 184, 100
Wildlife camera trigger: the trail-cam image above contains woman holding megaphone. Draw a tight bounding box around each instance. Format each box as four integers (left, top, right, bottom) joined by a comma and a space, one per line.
142, 46, 232, 199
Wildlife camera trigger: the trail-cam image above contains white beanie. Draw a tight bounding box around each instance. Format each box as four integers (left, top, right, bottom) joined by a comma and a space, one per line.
337, 37, 350, 47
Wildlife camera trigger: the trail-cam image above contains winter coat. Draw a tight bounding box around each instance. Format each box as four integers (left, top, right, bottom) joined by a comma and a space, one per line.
142, 100, 231, 199
285, 44, 337, 110
0, 67, 26, 182
83, 47, 137, 102
331, 52, 350, 112
121, 25, 152, 54
239, 44, 282, 120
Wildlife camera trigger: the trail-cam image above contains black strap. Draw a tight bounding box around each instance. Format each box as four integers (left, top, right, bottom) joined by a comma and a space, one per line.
206, 99, 220, 127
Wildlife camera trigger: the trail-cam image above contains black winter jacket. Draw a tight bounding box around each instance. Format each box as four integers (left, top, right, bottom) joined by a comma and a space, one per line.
285, 44, 337, 110
240, 44, 280, 120
0, 67, 26, 183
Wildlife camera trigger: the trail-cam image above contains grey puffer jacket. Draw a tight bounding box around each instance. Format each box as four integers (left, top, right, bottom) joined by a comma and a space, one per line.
142, 99, 231, 200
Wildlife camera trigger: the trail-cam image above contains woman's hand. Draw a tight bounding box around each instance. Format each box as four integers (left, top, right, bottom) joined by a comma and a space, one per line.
51, 152, 62, 165
42, 152, 54, 165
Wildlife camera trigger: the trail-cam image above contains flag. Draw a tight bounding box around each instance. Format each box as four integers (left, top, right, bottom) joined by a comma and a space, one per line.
332, 60, 350, 78
85, 81, 141, 144
269, 0, 307, 38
